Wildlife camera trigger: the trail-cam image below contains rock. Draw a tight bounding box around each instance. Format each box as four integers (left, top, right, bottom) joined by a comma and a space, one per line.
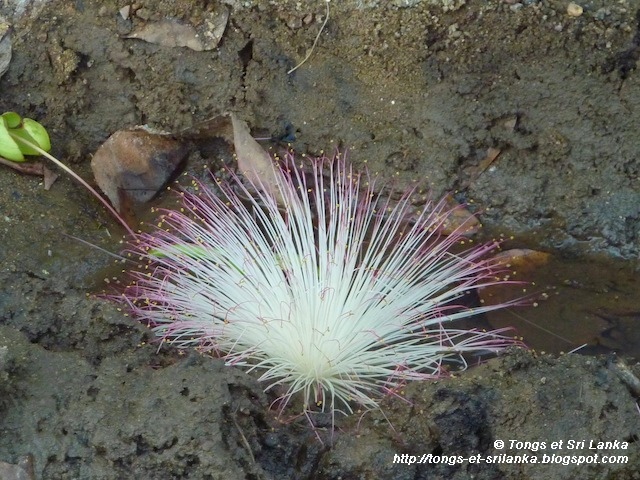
567, 3, 583, 17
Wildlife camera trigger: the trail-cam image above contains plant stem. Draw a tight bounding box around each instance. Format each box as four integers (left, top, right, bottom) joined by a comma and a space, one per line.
9, 133, 135, 236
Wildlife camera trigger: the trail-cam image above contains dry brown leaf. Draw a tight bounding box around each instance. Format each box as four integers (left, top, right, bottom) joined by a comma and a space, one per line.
439, 194, 481, 236
124, 9, 228, 51
126, 21, 204, 50
460, 147, 502, 189
91, 128, 187, 213
230, 113, 284, 204
42, 164, 59, 190
490, 248, 551, 273
478, 147, 502, 173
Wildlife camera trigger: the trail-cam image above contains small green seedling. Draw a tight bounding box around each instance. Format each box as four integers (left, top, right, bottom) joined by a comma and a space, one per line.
0, 112, 51, 162
0, 111, 134, 235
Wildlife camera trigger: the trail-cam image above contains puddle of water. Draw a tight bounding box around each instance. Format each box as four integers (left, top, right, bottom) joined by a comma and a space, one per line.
485, 253, 640, 358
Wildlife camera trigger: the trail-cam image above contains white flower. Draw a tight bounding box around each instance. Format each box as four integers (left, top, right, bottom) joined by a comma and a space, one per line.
120, 152, 517, 419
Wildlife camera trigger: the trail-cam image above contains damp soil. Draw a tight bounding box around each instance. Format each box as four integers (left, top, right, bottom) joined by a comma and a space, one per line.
1, 0, 639, 478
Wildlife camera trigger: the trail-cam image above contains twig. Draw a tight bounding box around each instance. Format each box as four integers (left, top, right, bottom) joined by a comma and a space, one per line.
287, 0, 330, 74
0, 156, 59, 189
566, 343, 588, 355
0, 155, 44, 175
61, 233, 132, 263
232, 411, 255, 464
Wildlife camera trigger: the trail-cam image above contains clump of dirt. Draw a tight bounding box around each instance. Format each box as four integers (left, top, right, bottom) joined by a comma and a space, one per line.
323, 349, 640, 480
1, 0, 639, 478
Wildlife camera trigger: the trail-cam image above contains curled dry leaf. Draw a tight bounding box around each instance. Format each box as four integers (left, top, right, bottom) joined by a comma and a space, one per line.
230, 113, 284, 204
91, 128, 188, 213
125, 8, 228, 51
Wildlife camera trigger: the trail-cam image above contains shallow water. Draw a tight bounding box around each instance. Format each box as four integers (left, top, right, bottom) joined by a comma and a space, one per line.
486, 253, 640, 358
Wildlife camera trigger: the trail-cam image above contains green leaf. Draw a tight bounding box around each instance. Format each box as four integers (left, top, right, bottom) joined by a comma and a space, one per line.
1, 112, 22, 129
0, 113, 52, 160
22, 118, 51, 152
7, 127, 41, 156
0, 118, 25, 162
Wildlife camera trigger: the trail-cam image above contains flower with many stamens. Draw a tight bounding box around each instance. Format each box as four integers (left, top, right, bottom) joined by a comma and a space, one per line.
118, 152, 519, 421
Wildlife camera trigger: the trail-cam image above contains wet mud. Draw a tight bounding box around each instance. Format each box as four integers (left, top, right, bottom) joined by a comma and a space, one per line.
1, 0, 639, 478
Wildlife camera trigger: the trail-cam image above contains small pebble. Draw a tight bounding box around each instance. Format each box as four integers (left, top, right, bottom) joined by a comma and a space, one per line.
285, 14, 302, 30
120, 5, 131, 20
136, 7, 151, 20
567, 2, 583, 17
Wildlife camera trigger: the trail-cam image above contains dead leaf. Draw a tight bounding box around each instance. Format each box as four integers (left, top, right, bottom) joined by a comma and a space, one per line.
0, 156, 59, 189
126, 20, 203, 50
178, 115, 234, 142
43, 165, 59, 190
230, 113, 284, 204
125, 9, 228, 51
439, 194, 481, 236
490, 248, 551, 273
90, 128, 187, 213
478, 147, 501, 172
460, 147, 502, 189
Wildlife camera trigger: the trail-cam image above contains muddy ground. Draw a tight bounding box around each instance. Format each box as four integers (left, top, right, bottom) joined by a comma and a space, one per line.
0, 0, 639, 478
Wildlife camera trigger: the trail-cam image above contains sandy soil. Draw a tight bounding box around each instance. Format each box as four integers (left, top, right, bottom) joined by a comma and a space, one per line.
0, 0, 639, 478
